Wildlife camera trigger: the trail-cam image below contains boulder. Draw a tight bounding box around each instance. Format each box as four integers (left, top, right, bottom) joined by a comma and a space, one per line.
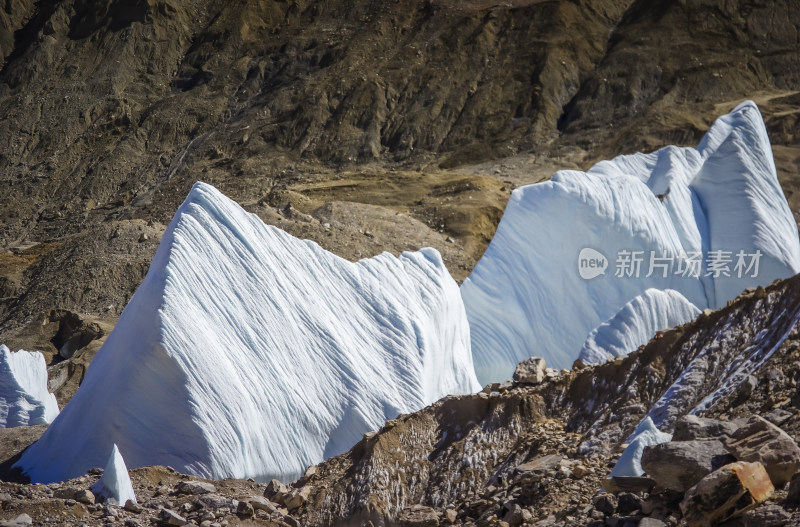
638, 519, 666, 527
284, 486, 312, 511
724, 416, 800, 486
236, 500, 255, 517
593, 494, 617, 516
641, 439, 735, 492
75, 489, 95, 504
680, 461, 774, 527
0, 514, 32, 527
516, 454, 562, 473
785, 472, 800, 503
512, 357, 546, 385
616, 492, 642, 514
265, 478, 289, 504
53, 488, 77, 500
397, 505, 439, 527
159, 509, 187, 526
732, 504, 791, 527
601, 475, 655, 493
176, 480, 217, 495
248, 496, 278, 514
673, 415, 740, 441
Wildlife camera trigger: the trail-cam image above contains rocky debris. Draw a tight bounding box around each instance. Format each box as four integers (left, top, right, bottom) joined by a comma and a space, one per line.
641, 440, 735, 492
176, 480, 216, 495
512, 357, 546, 385
673, 415, 741, 441
0, 465, 300, 526
680, 462, 774, 527
0, 514, 32, 527
723, 416, 800, 486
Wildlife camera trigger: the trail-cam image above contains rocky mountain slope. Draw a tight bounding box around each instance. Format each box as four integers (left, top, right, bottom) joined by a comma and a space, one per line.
3, 1, 800, 526
3, 0, 800, 367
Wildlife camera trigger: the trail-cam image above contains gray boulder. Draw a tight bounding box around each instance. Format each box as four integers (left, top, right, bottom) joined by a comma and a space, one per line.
641, 439, 735, 492
673, 415, 740, 441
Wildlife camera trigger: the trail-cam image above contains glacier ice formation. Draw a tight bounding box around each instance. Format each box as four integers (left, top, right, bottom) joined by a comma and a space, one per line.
610, 417, 672, 478
578, 289, 701, 364
0, 345, 59, 428
15, 182, 479, 484
91, 444, 136, 505
462, 101, 800, 384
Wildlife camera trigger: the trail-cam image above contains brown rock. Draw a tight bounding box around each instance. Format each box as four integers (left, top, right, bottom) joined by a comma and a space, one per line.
265, 478, 289, 504
572, 463, 590, 479
680, 461, 774, 527
176, 480, 216, 495
397, 505, 439, 527
159, 509, 187, 526
443, 509, 457, 524
236, 500, 255, 517
641, 439, 735, 492
734, 504, 791, 527
248, 496, 278, 513
724, 416, 800, 486
53, 488, 77, 500
284, 486, 312, 511
513, 357, 546, 385
75, 489, 95, 504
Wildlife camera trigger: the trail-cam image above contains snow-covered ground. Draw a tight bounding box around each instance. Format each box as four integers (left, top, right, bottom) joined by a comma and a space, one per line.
15, 183, 479, 484
0, 345, 59, 428
462, 101, 800, 383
